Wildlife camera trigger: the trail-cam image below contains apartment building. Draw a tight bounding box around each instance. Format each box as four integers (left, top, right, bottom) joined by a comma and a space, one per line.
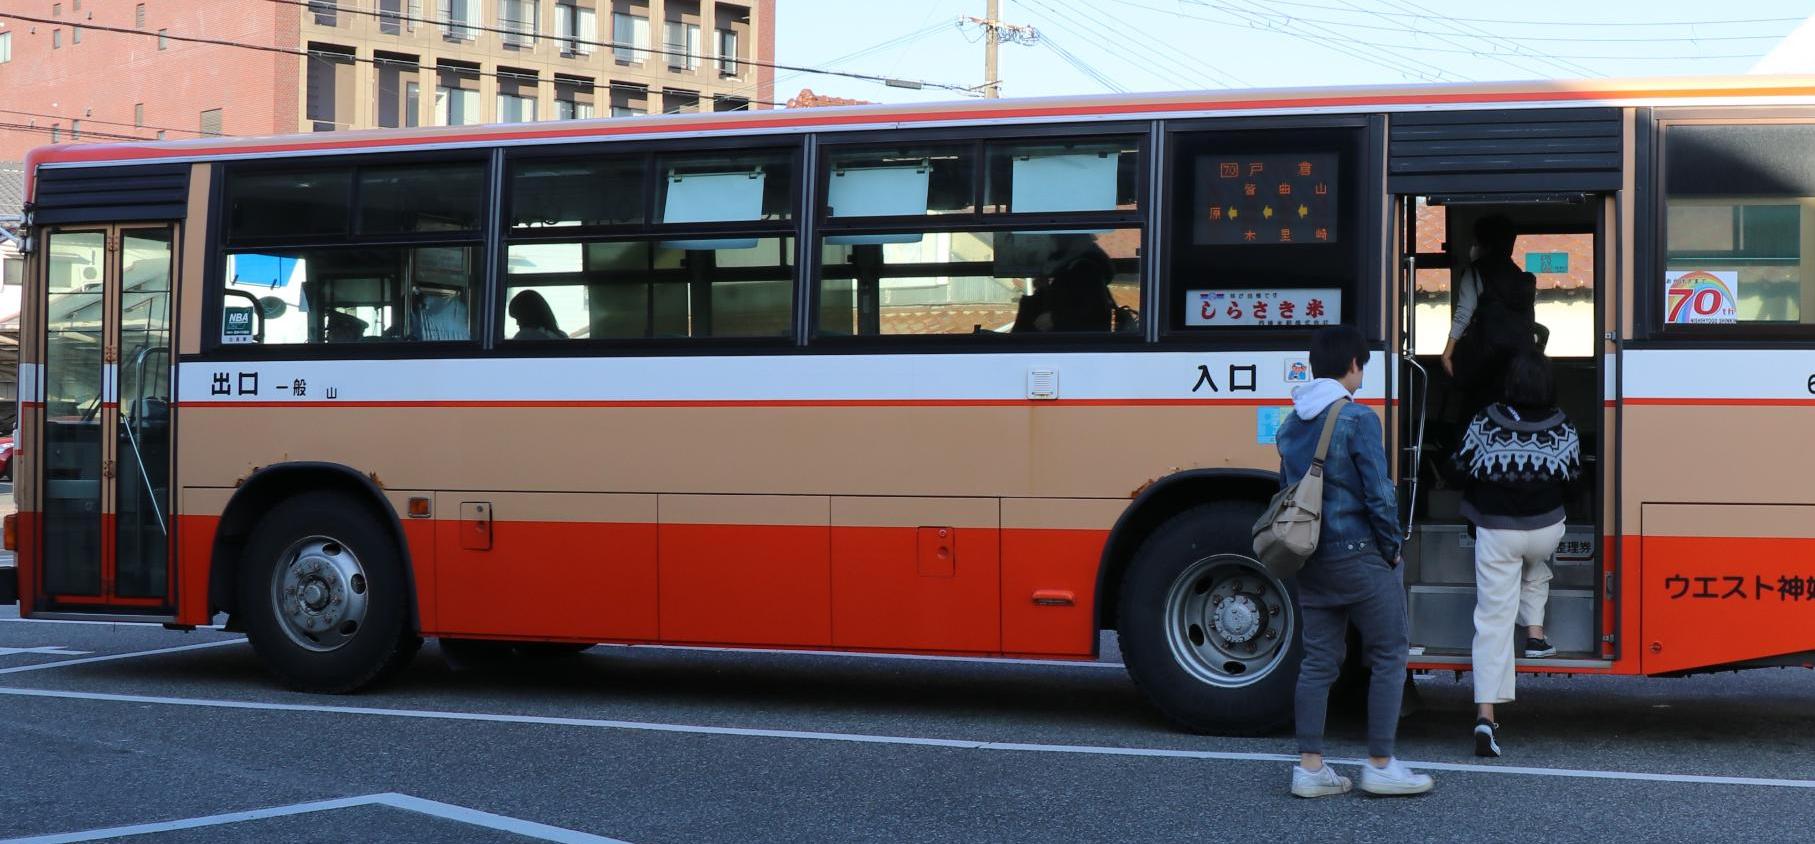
0, 0, 775, 160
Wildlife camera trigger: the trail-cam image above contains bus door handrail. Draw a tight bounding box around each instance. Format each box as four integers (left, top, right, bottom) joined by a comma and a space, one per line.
121, 344, 169, 538
1399, 249, 1429, 542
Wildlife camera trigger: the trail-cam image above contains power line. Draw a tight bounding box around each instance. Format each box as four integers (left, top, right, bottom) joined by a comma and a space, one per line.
0, 122, 156, 144
1215, 0, 1467, 82
1033, 0, 1247, 89
1038, 32, 1128, 94
260, 0, 981, 96
729, 20, 955, 104
1377, 0, 1601, 79
1197, 1, 1808, 28
1155, 0, 1800, 42
1352, 0, 1590, 80
0, 107, 225, 140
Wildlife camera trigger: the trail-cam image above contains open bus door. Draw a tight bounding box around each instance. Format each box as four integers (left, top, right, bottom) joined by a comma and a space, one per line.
20, 224, 177, 619
1393, 193, 1614, 667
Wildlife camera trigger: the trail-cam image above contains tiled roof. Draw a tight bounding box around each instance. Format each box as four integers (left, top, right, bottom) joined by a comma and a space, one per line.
786, 88, 876, 109
0, 162, 23, 220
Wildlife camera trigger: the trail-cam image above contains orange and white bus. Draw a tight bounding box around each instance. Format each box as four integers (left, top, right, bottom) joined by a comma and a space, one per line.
6, 75, 1815, 734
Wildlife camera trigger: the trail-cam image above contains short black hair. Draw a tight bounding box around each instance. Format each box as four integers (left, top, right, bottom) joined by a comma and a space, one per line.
1474, 214, 1517, 258
1503, 348, 1556, 409
1309, 324, 1369, 379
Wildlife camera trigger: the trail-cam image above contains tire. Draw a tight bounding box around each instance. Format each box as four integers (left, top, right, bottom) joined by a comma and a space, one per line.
239, 491, 419, 693
1117, 500, 1302, 735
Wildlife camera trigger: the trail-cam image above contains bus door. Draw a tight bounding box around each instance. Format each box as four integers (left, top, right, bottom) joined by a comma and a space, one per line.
33, 224, 177, 615
1393, 194, 1612, 664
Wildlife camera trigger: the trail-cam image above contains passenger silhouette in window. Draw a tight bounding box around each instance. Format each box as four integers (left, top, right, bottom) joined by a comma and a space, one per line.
1013, 242, 1117, 333
509, 289, 568, 340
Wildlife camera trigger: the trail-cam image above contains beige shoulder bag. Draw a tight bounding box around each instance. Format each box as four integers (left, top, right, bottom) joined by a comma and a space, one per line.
1251, 398, 1347, 580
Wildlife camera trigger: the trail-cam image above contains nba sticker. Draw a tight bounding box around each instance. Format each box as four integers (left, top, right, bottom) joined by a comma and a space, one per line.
1664, 270, 1738, 324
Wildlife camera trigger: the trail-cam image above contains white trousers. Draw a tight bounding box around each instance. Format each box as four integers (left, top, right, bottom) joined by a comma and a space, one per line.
1471, 521, 1565, 705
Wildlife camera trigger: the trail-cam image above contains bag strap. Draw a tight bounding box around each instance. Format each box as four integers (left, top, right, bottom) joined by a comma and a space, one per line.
1309, 397, 1348, 469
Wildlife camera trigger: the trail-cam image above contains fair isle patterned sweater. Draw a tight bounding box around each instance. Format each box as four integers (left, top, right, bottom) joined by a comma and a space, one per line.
1452, 403, 1581, 530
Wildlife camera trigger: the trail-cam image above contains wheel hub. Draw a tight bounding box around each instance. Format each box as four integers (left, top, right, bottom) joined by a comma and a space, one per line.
1212, 594, 1262, 643
271, 537, 369, 653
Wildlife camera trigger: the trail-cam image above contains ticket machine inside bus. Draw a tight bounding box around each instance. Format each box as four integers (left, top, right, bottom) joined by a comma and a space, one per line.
1398, 196, 1605, 663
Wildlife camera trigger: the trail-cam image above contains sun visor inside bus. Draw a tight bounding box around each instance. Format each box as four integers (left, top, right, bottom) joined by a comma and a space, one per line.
1011, 153, 1118, 213
825, 165, 929, 245
660, 169, 763, 250
31, 163, 190, 225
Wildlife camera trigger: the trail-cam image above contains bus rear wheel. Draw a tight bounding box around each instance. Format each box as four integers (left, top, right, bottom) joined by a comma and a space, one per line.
239, 491, 419, 693
1118, 501, 1302, 735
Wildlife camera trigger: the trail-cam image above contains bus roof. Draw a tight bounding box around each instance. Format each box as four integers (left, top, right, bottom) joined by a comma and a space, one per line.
24, 74, 1815, 190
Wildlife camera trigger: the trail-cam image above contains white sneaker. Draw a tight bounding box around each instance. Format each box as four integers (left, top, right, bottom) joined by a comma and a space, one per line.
1359, 758, 1435, 796
1290, 764, 1353, 798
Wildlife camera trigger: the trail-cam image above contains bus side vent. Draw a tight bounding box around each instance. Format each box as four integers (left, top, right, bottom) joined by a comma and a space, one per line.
1387, 108, 1622, 195
31, 163, 191, 225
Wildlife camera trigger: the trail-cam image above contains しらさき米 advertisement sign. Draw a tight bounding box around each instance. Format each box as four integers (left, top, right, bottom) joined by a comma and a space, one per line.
1665, 270, 1739, 324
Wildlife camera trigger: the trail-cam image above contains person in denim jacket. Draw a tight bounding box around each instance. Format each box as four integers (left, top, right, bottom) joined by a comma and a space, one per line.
1279, 325, 1434, 798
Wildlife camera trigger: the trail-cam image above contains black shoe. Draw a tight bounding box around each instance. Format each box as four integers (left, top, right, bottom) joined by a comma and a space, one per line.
1523, 637, 1557, 658
1474, 718, 1501, 758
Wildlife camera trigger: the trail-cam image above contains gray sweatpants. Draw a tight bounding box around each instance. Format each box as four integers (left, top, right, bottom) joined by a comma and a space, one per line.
1293, 550, 1409, 759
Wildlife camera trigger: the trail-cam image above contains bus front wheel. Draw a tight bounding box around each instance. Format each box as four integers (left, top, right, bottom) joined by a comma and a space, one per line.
239, 491, 419, 693
1117, 501, 1302, 735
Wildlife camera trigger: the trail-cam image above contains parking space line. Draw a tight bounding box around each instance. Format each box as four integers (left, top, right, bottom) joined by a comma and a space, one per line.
0, 640, 245, 675
0, 684, 1810, 791
0, 792, 626, 844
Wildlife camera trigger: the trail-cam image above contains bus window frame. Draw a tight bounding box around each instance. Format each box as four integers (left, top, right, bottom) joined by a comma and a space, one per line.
498, 136, 805, 351
806, 123, 1150, 350
1645, 109, 1815, 344
203, 149, 493, 360
1155, 114, 1386, 348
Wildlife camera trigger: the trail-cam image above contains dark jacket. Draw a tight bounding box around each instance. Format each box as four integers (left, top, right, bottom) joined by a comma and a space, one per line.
1453, 403, 1581, 530
1277, 397, 1403, 564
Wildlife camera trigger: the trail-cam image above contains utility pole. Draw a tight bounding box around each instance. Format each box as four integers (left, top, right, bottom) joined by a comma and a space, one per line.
985, 0, 1000, 99
962, 4, 1037, 98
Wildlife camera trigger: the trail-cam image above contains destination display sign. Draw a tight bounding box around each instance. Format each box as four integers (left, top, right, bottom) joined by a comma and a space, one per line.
1194, 153, 1339, 246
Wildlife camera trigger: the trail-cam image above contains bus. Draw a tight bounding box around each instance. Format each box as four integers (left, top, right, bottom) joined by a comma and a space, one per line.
6, 75, 1815, 735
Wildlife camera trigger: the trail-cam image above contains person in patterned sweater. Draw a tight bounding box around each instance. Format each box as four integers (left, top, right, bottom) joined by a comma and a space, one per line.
1452, 349, 1581, 758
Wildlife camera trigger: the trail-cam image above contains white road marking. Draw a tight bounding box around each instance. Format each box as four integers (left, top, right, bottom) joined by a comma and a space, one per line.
0, 685, 1809, 791
0, 647, 91, 657
0, 639, 244, 675
0, 791, 626, 844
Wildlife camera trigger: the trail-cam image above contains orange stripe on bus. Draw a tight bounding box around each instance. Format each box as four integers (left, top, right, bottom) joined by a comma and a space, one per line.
172, 398, 1386, 410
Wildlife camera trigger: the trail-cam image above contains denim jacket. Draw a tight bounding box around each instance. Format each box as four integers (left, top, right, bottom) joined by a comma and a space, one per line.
1275, 400, 1403, 564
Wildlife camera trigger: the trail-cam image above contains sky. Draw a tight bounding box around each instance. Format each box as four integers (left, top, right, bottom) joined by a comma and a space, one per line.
770, 0, 1815, 106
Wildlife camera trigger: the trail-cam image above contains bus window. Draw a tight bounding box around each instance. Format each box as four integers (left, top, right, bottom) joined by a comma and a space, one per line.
1663, 123, 1815, 330
1164, 126, 1363, 332
357, 162, 486, 234
984, 137, 1140, 214
509, 155, 646, 229
226, 169, 352, 241
657, 149, 794, 223
222, 245, 478, 344
823, 144, 975, 218
502, 237, 793, 341
817, 229, 1140, 337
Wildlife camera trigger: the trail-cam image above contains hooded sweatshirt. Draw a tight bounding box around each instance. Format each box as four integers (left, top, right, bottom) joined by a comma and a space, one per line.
1276, 378, 1403, 564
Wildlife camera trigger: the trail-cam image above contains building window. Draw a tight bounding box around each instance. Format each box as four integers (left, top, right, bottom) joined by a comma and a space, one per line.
135, 103, 144, 127
499, 0, 539, 48
609, 84, 648, 117
661, 89, 699, 114
136, 3, 146, 28
0, 32, 11, 63
712, 95, 750, 112
439, 0, 477, 40
158, 29, 168, 49
157, 130, 166, 140
375, 54, 422, 129
72, 25, 81, 44
71, 120, 81, 139
716, 29, 738, 76
498, 91, 538, 122
50, 125, 60, 144
434, 62, 481, 125
52, 29, 61, 49
555, 1, 597, 55
611, 12, 649, 63
378, 0, 405, 35
665, 21, 700, 70
306, 45, 355, 132
200, 108, 223, 137
555, 76, 595, 119
52, 2, 61, 17
310, 0, 337, 26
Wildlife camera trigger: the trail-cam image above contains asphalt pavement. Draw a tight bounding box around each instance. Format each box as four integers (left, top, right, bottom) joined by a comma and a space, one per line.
1, 606, 1812, 843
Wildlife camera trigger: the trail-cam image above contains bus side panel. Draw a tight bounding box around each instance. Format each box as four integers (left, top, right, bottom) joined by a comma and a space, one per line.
175, 513, 218, 626
829, 497, 1000, 653
1002, 498, 1125, 657
658, 494, 832, 647
1639, 504, 1815, 675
